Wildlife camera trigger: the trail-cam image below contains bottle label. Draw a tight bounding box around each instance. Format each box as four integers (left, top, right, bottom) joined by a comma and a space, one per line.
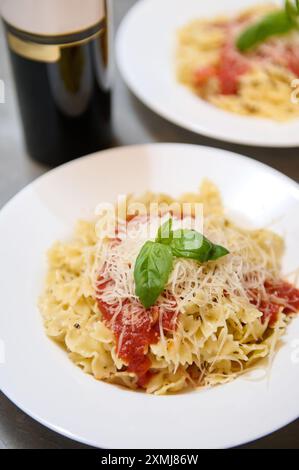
1, 0, 105, 37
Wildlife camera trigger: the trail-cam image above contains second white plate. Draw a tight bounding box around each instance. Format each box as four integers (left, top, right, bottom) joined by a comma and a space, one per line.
116, 0, 299, 147
0, 144, 299, 449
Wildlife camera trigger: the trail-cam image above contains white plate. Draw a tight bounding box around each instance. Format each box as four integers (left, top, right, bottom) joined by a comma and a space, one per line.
0, 144, 299, 449
116, 0, 299, 147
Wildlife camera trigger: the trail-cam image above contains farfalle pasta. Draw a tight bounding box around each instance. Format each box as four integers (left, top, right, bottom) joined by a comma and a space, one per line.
39, 181, 299, 394
176, 4, 299, 121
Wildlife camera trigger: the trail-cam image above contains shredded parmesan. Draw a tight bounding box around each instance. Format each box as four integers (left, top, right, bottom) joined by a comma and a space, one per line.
39, 181, 297, 395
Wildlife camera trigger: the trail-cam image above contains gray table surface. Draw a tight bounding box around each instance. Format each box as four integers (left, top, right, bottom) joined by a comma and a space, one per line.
0, 0, 299, 449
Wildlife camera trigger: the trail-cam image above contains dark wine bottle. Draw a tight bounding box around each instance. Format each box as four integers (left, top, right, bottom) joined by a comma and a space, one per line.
1, 0, 112, 166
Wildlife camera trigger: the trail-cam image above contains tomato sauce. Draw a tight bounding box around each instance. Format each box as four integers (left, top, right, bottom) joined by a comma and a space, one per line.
194, 39, 251, 95
248, 280, 299, 326
286, 47, 299, 77
219, 43, 250, 95
97, 278, 178, 387
194, 66, 218, 87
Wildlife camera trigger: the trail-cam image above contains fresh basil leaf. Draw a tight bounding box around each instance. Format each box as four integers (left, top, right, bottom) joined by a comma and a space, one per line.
135, 225, 229, 307
134, 241, 173, 309
170, 230, 213, 262
156, 218, 173, 245
286, 0, 299, 26
170, 229, 229, 262
209, 244, 230, 261
236, 10, 293, 52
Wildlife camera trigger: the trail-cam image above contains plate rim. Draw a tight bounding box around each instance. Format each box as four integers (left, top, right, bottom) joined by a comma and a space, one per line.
1, 144, 299, 216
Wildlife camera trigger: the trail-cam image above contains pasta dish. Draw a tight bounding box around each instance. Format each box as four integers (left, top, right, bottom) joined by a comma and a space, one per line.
176, 3, 299, 121
39, 181, 299, 394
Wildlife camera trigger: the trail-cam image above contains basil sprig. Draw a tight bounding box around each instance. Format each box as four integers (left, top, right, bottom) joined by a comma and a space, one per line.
170, 229, 229, 262
157, 220, 229, 261
236, 9, 293, 52
156, 217, 173, 245
286, 0, 299, 26
134, 241, 173, 309
236, 1, 299, 52
134, 219, 229, 308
